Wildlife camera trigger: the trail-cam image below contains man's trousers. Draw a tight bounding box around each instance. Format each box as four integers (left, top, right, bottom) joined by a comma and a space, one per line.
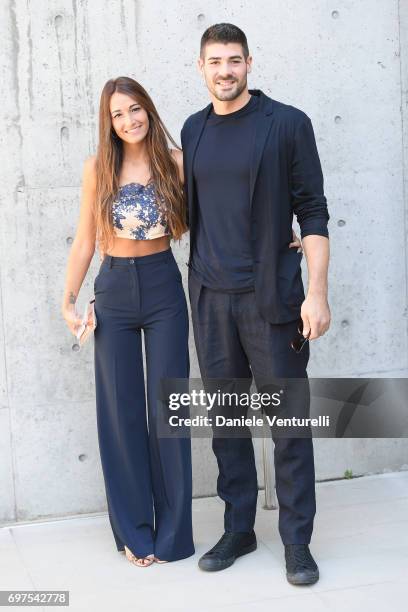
188, 271, 316, 545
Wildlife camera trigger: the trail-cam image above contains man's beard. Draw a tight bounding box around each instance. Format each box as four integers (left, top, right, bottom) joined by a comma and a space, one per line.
212, 77, 247, 102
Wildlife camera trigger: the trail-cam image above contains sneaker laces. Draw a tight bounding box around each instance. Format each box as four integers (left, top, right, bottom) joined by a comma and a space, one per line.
287, 545, 317, 571
208, 533, 240, 557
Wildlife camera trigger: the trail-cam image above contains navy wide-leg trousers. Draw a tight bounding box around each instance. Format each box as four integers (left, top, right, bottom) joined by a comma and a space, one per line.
188, 271, 316, 545
93, 248, 194, 561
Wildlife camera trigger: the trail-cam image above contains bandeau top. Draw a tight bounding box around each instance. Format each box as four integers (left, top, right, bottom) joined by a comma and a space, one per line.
112, 181, 171, 240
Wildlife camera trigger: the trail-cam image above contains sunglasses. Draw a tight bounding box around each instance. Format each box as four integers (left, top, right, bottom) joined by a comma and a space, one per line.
290, 318, 311, 353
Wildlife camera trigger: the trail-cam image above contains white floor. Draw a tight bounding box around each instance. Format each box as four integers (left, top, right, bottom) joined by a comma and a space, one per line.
1, 472, 407, 612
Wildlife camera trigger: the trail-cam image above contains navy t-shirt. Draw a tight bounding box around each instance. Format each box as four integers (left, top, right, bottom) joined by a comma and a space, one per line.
191, 94, 259, 292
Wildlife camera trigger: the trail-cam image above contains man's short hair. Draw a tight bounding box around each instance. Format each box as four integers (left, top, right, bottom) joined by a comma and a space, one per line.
200, 23, 249, 59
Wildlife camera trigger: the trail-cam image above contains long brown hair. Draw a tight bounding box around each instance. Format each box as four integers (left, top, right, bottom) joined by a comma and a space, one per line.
94, 76, 187, 255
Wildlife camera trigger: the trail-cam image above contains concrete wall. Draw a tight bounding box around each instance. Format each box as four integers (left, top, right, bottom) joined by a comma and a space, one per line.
0, 0, 407, 524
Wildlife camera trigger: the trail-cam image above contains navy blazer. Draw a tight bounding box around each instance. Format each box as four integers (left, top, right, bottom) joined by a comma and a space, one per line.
180, 89, 330, 324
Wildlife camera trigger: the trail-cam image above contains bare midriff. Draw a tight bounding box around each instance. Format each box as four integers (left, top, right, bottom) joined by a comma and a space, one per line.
104, 235, 171, 258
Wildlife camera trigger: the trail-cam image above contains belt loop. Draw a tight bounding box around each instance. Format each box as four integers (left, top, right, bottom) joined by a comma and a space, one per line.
108, 255, 113, 268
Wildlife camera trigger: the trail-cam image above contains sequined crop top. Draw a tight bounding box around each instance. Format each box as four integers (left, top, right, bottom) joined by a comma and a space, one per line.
112, 181, 171, 240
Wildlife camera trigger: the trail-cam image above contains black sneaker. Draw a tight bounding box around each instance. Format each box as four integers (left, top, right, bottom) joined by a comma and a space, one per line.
198, 531, 257, 572
285, 544, 319, 585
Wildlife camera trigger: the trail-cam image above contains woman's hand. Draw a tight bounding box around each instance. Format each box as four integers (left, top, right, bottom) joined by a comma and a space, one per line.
62, 305, 85, 337
289, 228, 302, 252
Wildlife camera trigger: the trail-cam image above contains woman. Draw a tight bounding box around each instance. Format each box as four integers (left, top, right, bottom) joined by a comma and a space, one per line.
61, 76, 194, 567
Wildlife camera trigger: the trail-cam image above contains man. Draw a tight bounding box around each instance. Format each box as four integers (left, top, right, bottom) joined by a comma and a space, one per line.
180, 23, 330, 585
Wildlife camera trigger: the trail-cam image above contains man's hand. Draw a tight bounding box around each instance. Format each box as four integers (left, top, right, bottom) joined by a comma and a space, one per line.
299, 234, 330, 340
300, 292, 331, 340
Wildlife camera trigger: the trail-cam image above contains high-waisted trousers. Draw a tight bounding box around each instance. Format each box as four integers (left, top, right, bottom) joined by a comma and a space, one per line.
93, 248, 195, 561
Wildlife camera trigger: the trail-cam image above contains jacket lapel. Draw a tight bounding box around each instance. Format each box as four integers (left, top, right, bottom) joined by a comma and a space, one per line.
249, 90, 275, 206
186, 103, 212, 228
